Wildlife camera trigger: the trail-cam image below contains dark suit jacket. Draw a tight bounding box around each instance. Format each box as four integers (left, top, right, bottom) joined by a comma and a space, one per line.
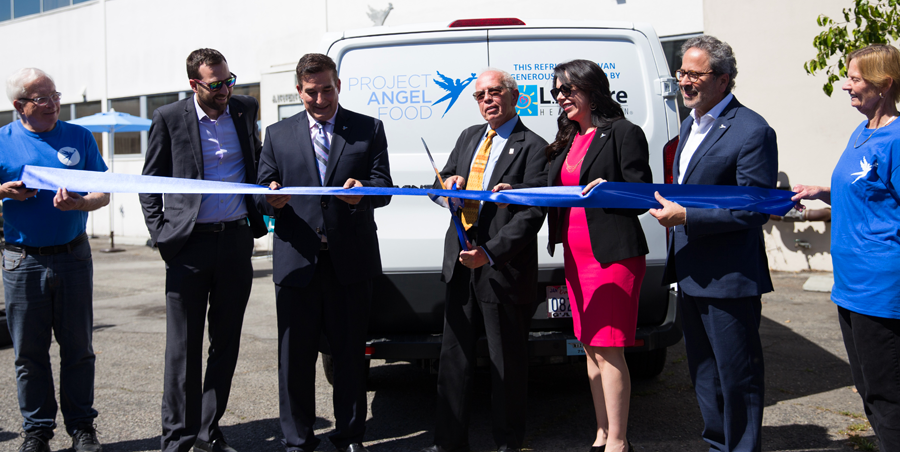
139, 95, 268, 262
255, 106, 392, 288
546, 119, 652, 264
438, 117, 548, 305
663, 97, 778, 298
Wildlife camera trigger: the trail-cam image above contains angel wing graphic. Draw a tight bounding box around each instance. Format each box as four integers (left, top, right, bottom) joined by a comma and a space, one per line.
851, 156, 874, 184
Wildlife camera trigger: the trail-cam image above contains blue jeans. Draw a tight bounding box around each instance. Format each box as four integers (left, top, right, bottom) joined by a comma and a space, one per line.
3, 239, 98, 435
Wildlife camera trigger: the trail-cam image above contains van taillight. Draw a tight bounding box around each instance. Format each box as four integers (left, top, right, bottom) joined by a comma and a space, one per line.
449, 18, 526, 27
663, 136, 679, 184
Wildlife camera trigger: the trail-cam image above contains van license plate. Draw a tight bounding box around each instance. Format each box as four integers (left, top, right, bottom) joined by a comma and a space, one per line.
546, 285, 571, 319
566, 339, 585, 356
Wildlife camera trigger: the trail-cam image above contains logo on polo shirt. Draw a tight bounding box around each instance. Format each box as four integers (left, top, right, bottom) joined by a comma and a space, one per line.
58, 147, 80, 166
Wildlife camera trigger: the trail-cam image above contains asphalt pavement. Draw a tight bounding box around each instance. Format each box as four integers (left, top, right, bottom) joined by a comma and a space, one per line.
0, 239, 879, 451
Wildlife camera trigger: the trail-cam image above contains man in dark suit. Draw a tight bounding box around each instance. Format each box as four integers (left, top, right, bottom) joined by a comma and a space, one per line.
256, 53, 391, 452
139, 48, 268, 452
420, 70, 547, 452
650, 36, 777, 452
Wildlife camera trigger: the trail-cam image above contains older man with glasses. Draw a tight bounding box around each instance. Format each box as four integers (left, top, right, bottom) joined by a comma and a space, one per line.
420, 69, 548, 452
139, 48, 268, 452
1, 68, 109, 452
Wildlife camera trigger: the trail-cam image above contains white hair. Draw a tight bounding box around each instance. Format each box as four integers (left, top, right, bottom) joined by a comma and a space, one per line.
480, 68, 518, 93
6, 68, 53, 105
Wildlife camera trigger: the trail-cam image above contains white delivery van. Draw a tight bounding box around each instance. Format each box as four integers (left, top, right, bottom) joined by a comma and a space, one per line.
263, 18, 683, 380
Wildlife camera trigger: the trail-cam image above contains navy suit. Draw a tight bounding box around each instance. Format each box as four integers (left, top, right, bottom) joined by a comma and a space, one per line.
663, 96, 777, 452
256, 106, 391, 451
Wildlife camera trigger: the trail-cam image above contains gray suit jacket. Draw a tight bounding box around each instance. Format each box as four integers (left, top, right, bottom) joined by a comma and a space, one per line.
140, 95, 268, 262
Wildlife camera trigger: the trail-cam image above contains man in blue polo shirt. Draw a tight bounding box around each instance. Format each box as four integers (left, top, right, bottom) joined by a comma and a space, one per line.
1, 68, 109, 452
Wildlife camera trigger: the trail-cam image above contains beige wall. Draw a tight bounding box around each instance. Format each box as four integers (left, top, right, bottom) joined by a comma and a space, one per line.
704, 0, 863, 272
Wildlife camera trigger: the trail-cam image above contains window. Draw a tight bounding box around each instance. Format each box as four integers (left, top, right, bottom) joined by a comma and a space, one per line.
146, 93, 179, 120
232, 84, 261, 137
0, 111, 14, 127
0, 0, 10, 21
74, 101, 104, 156
13, 0, 39, 18
1, 0, 94, 23
661, 35, 701, 123
42, 0, 67, 11
109, 97, 141, 155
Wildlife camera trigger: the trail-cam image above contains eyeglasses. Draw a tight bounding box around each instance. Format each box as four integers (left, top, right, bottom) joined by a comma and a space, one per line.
675, 69, 716, 83
192, 73, 237, 91
473, 86, 504, 102
18, 92, 61, 107
550, 84, 574, 99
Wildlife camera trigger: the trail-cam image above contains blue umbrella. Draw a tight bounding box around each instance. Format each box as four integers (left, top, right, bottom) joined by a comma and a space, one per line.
67, 110, 152, 252
67, 110, 152, 133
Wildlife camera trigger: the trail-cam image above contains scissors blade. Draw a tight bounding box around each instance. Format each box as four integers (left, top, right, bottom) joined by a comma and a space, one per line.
422, 137, 448, 190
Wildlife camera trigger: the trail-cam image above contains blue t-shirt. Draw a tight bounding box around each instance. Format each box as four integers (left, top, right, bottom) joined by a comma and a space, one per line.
830, 119, 900, 319
0, 120, 108, 247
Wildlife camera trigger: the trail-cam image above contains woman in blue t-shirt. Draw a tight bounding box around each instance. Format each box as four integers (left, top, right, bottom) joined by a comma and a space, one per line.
793, 44, 900, 450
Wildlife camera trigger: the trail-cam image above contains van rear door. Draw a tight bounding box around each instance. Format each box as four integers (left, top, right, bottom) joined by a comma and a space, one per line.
332, 30, 489, 272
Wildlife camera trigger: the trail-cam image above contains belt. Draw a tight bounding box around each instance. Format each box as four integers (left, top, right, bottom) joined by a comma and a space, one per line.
193, 218, 249, 233
5, 233, 88, 256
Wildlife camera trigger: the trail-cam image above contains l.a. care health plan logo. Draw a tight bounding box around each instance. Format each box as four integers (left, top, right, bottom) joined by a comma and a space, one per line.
58, 147, 80, 166
516, 85, 537, 116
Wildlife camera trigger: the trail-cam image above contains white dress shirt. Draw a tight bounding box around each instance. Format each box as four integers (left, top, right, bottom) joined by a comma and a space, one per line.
678, 93, 734, 184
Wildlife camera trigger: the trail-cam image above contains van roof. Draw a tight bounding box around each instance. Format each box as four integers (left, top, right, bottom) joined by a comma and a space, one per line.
323, 18, 655, 42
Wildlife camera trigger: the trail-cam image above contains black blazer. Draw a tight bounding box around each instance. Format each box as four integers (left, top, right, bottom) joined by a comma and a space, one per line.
139, 95, 268, 262
663, 97, 777, 298
255, 106, 392, 288
546, 118, 652, 264
438, 117, 548, 305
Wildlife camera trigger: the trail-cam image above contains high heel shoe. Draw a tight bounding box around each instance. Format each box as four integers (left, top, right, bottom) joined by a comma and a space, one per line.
589, 446, 605, 452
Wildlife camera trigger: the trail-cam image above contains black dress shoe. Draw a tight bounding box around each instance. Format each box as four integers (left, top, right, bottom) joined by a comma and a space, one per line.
589, 446, 606, 452
193, 438, 237, 452
338, 443, 368, 452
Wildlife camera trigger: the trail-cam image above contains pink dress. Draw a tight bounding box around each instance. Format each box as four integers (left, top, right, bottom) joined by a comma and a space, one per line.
560, 130, 645, 347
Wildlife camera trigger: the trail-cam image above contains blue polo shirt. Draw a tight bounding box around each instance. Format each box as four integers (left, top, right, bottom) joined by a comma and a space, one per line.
0, 120, 108, 247
830, 119, 900, 319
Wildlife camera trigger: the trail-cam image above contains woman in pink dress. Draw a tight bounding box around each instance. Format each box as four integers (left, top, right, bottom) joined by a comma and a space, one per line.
547, 60, 652, 452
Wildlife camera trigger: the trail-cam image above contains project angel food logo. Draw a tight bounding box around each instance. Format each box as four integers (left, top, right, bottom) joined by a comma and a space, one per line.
346, 71, 476, 120
851, 156, 876, 184
57, 147, 80, 166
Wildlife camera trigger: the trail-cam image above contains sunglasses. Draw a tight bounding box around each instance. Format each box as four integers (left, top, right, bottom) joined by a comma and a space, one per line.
472, 86, 504, 102
192, 73, 237, 91
550, 84, 574, 99
18, 92, 61, 107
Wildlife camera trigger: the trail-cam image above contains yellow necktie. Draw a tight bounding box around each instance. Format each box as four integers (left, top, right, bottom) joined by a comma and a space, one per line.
461, 129, 497, 230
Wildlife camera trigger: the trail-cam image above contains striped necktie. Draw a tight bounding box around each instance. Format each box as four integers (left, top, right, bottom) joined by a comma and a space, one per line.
314, 121, 329, 184
460, 129, 497, 230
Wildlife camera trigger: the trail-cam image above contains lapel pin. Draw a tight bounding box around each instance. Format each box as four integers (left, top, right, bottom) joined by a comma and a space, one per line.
238, 112, 242, 118
600, 133, 606, 138
720, 124, 727, 129
509, 148, 515, 154
343, 125, 348, 130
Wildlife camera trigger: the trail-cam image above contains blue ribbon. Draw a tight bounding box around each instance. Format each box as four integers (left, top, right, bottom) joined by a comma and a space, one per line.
20, 165, 796, 215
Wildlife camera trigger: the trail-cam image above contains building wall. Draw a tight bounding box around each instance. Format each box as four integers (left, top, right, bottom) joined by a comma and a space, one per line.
1, 0, 708, 246
705, 0, 857, 272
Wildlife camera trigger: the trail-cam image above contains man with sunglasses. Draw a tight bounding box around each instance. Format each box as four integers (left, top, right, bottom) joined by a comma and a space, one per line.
139, 49, 268, 452
420, 69, 547, 452
1, 68, 108, 452
649, 35, 777, 452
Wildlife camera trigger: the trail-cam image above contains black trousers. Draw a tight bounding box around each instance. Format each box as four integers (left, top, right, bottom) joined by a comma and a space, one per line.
276, 250, 372, 452
434, 261, 533, 451
838, 306, 900, 451
161, 225, 254, 452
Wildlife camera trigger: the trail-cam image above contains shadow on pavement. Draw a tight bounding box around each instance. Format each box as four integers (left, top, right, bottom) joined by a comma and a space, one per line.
361, 307, 857, 451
